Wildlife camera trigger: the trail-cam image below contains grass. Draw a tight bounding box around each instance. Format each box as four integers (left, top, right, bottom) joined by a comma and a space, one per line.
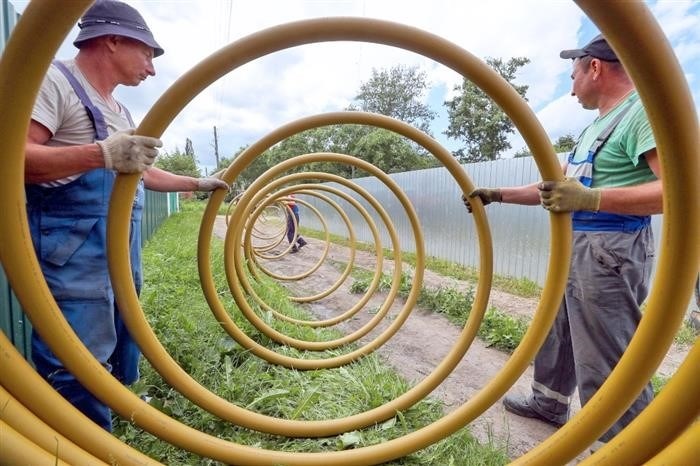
126, 200, 691, 459
114, 200, 509, 465
651, 374, 670, 396
349, 268, 527, 353
344, 248, 692, 393
673, 321, 698, 346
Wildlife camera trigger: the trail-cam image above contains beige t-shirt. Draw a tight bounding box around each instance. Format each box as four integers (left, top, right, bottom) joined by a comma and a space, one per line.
32, 59, 132, 186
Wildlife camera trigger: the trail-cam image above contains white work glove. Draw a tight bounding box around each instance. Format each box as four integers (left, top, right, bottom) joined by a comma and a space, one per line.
97, 129, 162, 173
196, 176, 229, 192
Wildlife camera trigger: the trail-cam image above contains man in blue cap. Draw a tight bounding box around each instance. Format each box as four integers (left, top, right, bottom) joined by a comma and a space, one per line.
465, 34, 661, 450
25, 0, 228, 431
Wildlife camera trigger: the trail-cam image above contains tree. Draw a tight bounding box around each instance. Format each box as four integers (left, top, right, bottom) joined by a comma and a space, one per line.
263, 126, 364, 180
219, 145, 270, 191
185, 137, 195, 157
553, 134, 576, 153
510, 133, 577, 160
220, 65, 439, 182
155, 148, 201, 178
352, 128, 432, 175
512, 147, 532, 158
352, 64, 436, 134
444, 56, 530, 162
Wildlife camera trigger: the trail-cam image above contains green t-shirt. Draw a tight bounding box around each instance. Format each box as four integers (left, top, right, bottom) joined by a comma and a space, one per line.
571, 91, 657, 188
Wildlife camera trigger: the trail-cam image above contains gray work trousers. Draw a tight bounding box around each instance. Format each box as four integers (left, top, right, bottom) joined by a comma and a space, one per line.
529, 226, 655, 443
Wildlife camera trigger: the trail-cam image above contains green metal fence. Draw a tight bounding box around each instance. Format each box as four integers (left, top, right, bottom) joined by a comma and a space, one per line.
0, 0, 180, 359
0, 267, 30, 356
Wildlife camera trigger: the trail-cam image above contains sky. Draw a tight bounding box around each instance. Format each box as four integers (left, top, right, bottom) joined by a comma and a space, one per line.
10, 0, 700, 175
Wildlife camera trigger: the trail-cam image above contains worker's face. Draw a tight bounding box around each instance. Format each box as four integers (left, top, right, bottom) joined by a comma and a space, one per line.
113, 37, 156, 86
570, 57, 596, 110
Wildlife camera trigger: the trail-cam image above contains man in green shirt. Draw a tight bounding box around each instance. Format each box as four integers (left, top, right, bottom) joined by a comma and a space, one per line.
465, 34, 662, 450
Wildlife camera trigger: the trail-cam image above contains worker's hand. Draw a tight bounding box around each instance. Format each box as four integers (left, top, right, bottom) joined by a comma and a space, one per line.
196, 176, 229, 192
538, 177, 601, 212
463, 188, 502, 213
98, 129, 161, 173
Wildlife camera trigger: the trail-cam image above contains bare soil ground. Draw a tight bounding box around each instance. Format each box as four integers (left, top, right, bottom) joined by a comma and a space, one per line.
213, 217, 689, 464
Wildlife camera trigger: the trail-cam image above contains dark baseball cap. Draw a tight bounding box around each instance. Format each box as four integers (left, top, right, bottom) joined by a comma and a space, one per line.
73, 0, 164, 57
560, 34, 618, 62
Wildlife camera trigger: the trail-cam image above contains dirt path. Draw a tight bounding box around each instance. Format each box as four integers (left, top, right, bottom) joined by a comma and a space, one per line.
213, 217, 689, 463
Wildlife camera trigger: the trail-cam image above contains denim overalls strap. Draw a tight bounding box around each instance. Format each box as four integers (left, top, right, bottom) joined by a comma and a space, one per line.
567, 103, 632, 187
45, 60, 144, 292
51, 60, 136, 130
52, 60, 110, 140
567, 103, 650, 232
48, 60, 144, 237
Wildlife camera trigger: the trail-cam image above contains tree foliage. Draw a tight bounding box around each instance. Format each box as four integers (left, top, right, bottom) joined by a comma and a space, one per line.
444, 57, 530, 162
184, 138, 195, 157
353, 128, 434, 175
216, 145, 265, 192
155, 148, 200, 178
219, 122, 436, 191
263, 126, 355, 181
217, 59, 541, 185
352, 64, 436, 134
553, 134, 576, 153
512, 147, 532, 158
499, 132, 578, 160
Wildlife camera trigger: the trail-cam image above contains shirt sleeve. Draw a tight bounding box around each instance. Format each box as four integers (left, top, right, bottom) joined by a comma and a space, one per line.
622, 101, 656, 166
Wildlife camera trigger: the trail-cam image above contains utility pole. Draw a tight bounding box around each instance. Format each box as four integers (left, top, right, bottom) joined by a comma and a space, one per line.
213, 125, 220, 170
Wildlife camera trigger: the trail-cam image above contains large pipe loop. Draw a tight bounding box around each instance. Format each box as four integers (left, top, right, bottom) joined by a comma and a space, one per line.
224, 153, 417, 359
246, 185, 368, 314
0, 1, 697, 464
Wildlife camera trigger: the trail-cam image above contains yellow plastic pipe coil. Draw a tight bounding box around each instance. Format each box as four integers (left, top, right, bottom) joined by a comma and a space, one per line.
243, 191, 336, 286
239, 199, 293, 257
243, 185, 371, 317
0, 0, 697, 464
233, 192, 326, 260
224, 152, 420, 360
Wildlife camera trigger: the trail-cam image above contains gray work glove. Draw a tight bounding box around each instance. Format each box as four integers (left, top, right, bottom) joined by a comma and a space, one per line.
538, 177, 601, 212
463, 188, 502, 213
196, 176, 229, 192
97, 129, 161, 173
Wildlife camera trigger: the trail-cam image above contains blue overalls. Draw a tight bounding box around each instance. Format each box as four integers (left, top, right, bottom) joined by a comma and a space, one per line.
26, 61, 144, 431
565, 102, 650, 232
529, 102, 655, 445
286, 203, 300, 244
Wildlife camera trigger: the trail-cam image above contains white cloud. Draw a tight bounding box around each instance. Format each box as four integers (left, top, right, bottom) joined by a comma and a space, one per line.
120, 0, 592, 169
9, 0, 700, 171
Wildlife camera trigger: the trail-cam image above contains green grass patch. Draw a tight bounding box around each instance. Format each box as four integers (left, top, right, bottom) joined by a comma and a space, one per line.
115, 202, 509, 465
304, 229, 541, 299
349, 269, 527, 353
673, 321, 698, 346
651, 374, 670, 396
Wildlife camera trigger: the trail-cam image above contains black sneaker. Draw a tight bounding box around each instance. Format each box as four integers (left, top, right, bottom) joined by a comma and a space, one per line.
290, 245, 299, 253
297, 238, 307, 248
502, 395, 565, 428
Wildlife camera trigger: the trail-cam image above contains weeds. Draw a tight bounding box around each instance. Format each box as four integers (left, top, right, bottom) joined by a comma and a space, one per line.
673, 321, 698, 346
349, 269, 526, 353
115, 202, 508, 465
651, 374, 670, 396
